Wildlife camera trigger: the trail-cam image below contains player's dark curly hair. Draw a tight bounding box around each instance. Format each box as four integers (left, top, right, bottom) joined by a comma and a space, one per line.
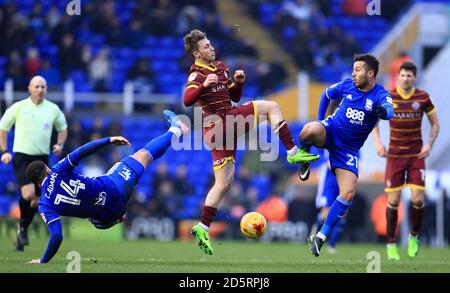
354, 54, 379, 77
399, 61, 417, 76
25, 160, 48, 186
184, 29, 206, 56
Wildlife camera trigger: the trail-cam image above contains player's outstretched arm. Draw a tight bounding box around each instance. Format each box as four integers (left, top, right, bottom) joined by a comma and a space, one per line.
28, 220, 63, 264
67, 137, 112, 166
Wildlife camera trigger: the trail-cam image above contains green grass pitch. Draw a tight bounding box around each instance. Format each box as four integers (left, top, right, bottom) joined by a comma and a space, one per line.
1, 219, 449, 273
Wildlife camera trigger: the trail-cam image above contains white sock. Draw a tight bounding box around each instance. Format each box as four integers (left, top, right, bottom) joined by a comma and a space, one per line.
199, 222, 209, 231
317, 232, 327, 241
169, 126, 182, 138
287, 146, 299, 156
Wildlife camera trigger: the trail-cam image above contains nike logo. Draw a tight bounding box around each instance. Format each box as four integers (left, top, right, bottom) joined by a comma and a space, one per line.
299, 165, 311, 180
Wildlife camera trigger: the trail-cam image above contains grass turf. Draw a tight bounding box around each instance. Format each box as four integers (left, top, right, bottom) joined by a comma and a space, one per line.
0, 220, 449, 273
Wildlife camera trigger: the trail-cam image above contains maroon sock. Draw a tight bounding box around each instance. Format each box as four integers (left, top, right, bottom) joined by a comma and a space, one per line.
410, 204, 424, 236
274, 120, 295, 151
386, 204, 398, 243
200, 205, 218, 227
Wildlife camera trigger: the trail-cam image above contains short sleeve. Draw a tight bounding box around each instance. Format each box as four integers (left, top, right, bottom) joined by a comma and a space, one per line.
54, 107, 68, 132
325, 81, 345, 100
0, 102, 19, 131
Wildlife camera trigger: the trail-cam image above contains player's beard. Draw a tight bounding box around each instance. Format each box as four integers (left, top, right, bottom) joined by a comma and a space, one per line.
355, 76, 369, 89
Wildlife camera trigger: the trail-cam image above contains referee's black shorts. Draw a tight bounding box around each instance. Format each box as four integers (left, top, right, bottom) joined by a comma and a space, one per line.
12, 152, 49, 187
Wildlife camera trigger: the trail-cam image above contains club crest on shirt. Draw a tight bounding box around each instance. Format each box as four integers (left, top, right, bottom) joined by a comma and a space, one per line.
386, 179, 391, 188
365, 99, 373, 111
188, 73, 197, 82
412, 101, 420, 110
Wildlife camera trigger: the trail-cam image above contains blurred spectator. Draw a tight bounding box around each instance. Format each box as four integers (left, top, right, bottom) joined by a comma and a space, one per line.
28, 2, 45, 33
88, 48, 111, 92
287, 186, 316, 228
256, 56, 287, 95
58, 33, 81, 80
153, 162, 170, 194
370, 193, 404, 243
176, 5, 202, 35
82, 156, 107, 177
6, 50, 27, 90
388, 51, 412, 90
148, 0, 176, 36
173, 164, 194, 196
282, 0, 312, 22
342, 0, 367, 16
45, 4, 61, 31
257, 195, 288, 223
38, 59, 61, 90
340, 35, 360, 62
292, 21, 315, 71
24, 47, 42, 79
126, 19, 146, 48
148, 180, 182, 219
127, 58, 154, 95
80, 44, 93, 72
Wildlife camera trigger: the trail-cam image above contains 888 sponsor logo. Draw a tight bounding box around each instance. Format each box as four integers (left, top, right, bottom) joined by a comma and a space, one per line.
346, 108, 365, 124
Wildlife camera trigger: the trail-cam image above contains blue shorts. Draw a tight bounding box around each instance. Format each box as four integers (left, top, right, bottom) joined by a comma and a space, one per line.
316, 163, 340, 209
96, 156, 144, 224
320, 117, 360, 177
106, 156, 145, 200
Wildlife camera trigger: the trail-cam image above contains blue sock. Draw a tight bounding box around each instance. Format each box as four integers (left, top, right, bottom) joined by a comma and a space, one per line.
142, 131, 173, 161
328, 218, 346, 247
299, 139, 312, 152
318, 195, 351, 239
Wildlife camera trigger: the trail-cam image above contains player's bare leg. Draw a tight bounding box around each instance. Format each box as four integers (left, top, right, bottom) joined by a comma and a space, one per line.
310, 169, 355, 257
16, 184, 37, 251
254, 101, 320, 165
408, 188, 425, 257
386, 190, 401, 260
192, 161, 235, 255
298, 122, 327, 181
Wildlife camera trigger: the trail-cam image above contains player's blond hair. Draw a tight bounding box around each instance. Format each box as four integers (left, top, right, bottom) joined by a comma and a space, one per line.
184, 29, 206, 56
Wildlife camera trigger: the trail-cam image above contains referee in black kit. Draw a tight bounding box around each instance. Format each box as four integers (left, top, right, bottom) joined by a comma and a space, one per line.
0, 75, 68, 251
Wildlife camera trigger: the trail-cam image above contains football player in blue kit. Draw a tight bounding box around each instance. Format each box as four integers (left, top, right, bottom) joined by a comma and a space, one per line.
24, 110, 188, 263
298, 54, 394, 256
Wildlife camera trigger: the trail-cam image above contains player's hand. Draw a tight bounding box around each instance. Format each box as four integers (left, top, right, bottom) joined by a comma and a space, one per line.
375, 143, 387, 158
110, 136, 131, 147
418, 144, 431, 159
27, 259, 41, 264
1, 152, 12, 164
203, 74, 218, 88
52, 144, 63, 156
234, 70, 245, 83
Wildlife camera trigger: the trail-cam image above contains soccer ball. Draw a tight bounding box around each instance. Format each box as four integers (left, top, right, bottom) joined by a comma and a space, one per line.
240, 212, 267, 239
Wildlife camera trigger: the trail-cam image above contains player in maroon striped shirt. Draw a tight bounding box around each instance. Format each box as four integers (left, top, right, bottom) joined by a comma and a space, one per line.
182, 29, 319, 255
373, 61, 440, 260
